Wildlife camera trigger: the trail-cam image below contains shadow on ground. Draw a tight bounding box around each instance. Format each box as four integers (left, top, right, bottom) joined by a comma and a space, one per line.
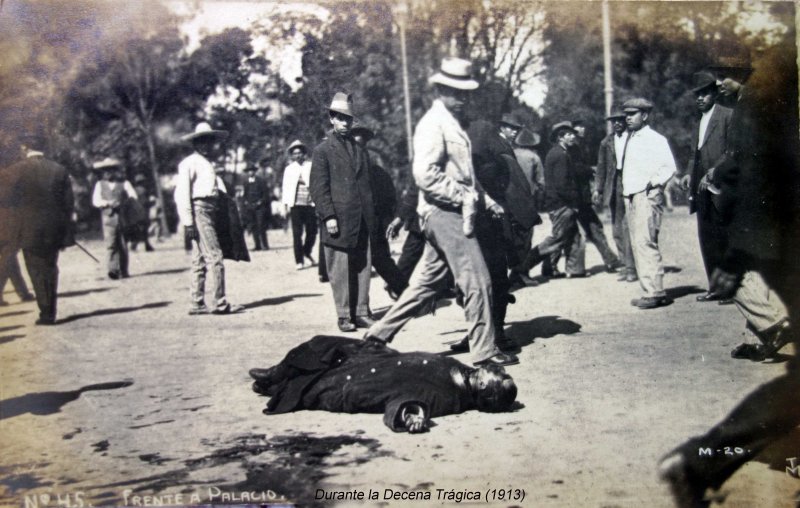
58, 302, 171, 324
244, 293, 322, 310
0, 381, 134, 420
505, 315, 582, 348
58, 287, 113, 298
664, 285, 705, 301
0, 310, 31, 319
0, 334, 25, 345
134, 268, 189, 278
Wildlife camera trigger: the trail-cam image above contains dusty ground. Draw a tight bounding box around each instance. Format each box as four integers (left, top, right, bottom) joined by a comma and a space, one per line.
1, 210, 799, 508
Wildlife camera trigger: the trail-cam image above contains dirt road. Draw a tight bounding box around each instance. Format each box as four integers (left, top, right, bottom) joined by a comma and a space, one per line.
1, 211, 797, 507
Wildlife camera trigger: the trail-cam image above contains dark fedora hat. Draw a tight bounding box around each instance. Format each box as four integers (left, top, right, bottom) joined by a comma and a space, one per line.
351, 121, 375, 141
691, 71, 718, 94
515, 128, 540, 148
549, 121, 576, 142
605, 110, 626, 121
499, 114, 523, 130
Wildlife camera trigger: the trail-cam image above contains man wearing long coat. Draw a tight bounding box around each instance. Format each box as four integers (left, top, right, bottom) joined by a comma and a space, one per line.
309, 93, 376, 332
0, 134, 74, 325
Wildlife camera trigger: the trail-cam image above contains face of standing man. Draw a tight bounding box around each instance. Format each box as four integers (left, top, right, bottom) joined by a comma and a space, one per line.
612, 118, 626, 135
329, 111, 353, 136
625, 110, 648, 131
290, 148, 306, 164
436, 85, 471, 119
695, 89, 717, 113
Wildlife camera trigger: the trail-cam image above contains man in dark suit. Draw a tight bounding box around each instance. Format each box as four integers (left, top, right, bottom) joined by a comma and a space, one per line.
0, 133, 74, 325
465, 117, 539, 351
310, 93, 376, 332
248, 335, 518, 433
594, 111, 636, 282
681, 72, 734, 301
242, 166, 270, 251
352, 122, 408, 300
659, 48, 800, 507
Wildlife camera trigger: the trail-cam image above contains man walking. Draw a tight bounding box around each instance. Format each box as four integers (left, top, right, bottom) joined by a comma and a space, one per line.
0, 133, 74, 325
594, 111, 637, 282
282, 140, 316, 269
174, 122, 244, 316
309, 93, 376, 332
365, 58, 518, 367
621, 98, 677, 309
514, 122, 586, 278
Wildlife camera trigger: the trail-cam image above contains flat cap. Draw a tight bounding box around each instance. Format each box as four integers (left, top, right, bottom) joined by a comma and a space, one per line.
622, 98, 654, 112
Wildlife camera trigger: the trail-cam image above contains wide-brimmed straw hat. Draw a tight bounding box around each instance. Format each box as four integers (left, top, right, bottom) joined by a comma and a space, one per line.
180, 122, 229, 142
92, 157, 123, 170
329, 92, 355, 117
429, 57, 479, 91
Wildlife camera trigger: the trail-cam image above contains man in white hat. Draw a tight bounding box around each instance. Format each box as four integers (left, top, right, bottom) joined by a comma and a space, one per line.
364, 57, 518, 367
174, 122, 244, 315
282, 139, 316, 269
621, 98, 677, 309
92, 157, 137, 280
309, 93, 376, 332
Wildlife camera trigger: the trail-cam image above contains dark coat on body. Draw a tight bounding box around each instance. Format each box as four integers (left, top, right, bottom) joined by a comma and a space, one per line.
0, 156, 74, 250
687, 104, 733, 214
544, 145, 585, 211
259, 336, 476, 432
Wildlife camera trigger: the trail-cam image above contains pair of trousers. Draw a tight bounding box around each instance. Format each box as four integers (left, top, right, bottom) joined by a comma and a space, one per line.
323, 224, 371, 320
734, 270, 788, 333
609, 175, 635, 275
102, 218, 128, 277
22, 247, 59, 321
290, 206, 317, 264
245, 206, 269, 250
190, 200, 227, 310
522, 206, 585, 275
577, 204, 619, 267
367, 208, 499, 364
696, 189, 728, 283
396, 227, 426, 282
371, 231, 408, 296
625, 190, 665, 297
0, 247, 31, 300
476, 214, 511, 338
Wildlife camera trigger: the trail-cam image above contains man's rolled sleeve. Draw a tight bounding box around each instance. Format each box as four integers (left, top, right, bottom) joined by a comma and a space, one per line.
174, 164, 194, 227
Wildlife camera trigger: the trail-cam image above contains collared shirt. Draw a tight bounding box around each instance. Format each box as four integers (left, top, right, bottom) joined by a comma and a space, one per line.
698, 104, 716, 148
412, 99, 496, 219
613, 133, 626, 170
621, 125, 677, 196
282, 160, 314, 208
92, 179, 137, 209
174, 152, 226, 227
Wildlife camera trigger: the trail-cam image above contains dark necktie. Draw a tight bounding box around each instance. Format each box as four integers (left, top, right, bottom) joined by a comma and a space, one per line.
620, 131, 633, 171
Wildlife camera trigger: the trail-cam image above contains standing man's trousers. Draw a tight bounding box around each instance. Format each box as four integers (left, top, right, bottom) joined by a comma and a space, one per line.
323, 223, 371, 320
625, 190, 666, 297
190, 199, 228, 311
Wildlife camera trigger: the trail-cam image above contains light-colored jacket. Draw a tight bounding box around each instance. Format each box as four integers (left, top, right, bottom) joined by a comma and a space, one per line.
413, 99, 494, 220
621, 125, 677, 196
281, 160, 314, 208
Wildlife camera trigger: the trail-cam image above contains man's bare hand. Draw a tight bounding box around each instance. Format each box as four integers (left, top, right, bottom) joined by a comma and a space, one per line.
386, 217, 403, 240
401, 404, 429, 433
591, 190, 602, 207
487, 202, 505, 218
325, 218, 339, 236
679, 174, 691, 191
698, 174, 710, 192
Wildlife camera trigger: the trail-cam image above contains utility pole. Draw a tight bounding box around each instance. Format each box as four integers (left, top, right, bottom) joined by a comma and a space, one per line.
395, 1, 414, 163
602, 0, 614, 135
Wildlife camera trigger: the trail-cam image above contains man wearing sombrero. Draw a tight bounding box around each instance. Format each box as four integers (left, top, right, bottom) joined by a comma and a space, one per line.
92, 157, 137, 280
364, 57, 518, 367
174, 122, 244, 315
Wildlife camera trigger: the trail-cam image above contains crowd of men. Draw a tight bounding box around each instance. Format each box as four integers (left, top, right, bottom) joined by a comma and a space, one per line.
1, 40, 798, 506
